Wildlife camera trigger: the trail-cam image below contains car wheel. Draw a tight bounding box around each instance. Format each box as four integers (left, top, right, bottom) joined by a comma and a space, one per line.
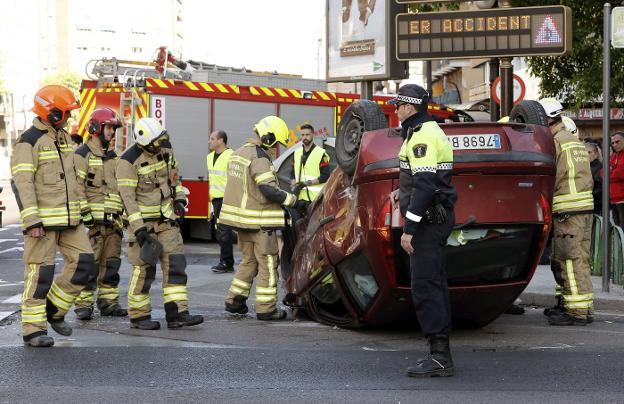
336, 100, 388, 175
509, 100, 549, 126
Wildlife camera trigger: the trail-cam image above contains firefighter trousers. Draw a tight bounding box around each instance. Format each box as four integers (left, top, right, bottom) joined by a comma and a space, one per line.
409, 209, 455, 336
21, 224, 95, 341
225, 230, 279, 314
126, 220, 189, 322
551, 213, 593, 318
75, 225, 122, 310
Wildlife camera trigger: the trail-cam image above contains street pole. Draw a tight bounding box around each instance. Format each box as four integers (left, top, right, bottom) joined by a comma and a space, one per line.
489, 59, 500, 122
360, 80, 373, 100
425, 60, 433, 93
602, 2, 612, 293
498, 0, 513, 117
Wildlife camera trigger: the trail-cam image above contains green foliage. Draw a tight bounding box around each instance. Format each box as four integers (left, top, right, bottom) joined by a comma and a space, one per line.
409, 1, 461, 13
41, 71, 83, 95
512, 0, 624, 107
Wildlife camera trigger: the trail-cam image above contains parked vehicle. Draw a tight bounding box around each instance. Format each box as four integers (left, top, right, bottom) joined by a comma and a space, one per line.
279, 100, 555, 328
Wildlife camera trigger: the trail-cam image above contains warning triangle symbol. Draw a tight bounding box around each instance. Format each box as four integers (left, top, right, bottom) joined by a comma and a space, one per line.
535, 16, 562, 44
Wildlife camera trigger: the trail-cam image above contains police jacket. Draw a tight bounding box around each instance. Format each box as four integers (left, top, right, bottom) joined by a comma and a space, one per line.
219, 140, 297, 231
552, 127, 593, 214
207, 148, 233, 200
74, 138, 123, 223
116, 141, 185, 235
292, 143, 331, 202
398, 113, 457, 235
10, 118, 82, 232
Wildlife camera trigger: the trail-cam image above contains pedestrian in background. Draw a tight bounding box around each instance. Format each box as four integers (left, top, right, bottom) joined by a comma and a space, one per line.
207, 130, 235, 273
584, 139, 602, 214
609, 132, 624, 226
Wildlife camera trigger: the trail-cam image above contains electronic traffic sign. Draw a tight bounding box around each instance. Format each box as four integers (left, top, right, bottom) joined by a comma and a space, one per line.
396, 6, 572, 60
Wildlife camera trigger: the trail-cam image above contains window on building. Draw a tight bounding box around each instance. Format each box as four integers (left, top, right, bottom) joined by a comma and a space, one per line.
132, 47, 143, 53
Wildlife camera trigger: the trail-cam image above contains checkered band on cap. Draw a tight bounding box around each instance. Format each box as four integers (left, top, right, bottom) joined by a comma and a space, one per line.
396, 94, 424, 105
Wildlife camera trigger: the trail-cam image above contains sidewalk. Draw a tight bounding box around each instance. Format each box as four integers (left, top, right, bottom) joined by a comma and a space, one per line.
520, 264, 624, 312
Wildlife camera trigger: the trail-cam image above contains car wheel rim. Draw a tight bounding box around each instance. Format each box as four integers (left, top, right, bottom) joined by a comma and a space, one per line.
343, 116, 364, 156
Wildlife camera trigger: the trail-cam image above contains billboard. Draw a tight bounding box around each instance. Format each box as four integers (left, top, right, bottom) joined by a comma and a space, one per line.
396, 6, 572, 60
326, 0, 407, 82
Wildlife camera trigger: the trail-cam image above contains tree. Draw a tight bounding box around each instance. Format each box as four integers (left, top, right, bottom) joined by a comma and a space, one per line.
512, 0, 624, 108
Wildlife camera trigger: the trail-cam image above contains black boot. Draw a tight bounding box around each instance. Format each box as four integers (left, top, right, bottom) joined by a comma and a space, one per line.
407, 334, 454, 378
24, 334, 55, 347
99, 302, 128, 317
74, 307, 94, 321
130, 317, 161, 330
225, 295, 249, 314
48, 319, 72, 336
256, 308, 287, 321
543, 296, 564, 317
167, 311, 204, 329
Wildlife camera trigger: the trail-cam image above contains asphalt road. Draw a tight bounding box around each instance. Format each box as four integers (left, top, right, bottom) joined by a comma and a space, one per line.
1, 217, 624, 403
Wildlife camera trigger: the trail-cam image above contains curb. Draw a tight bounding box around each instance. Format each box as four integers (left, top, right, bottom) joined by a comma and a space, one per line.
520, 291, 624, 313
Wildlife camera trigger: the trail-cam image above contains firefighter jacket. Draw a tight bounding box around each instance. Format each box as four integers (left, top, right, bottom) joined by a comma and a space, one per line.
219, 140, 297, 230
398, 115, 457, 235
10, 118, 82, 231
207, 148, 233, 200
116, 141, 185, 235
609, 150, 624, 204
552, 128, 594, 214
293, 144, 330, 202
74, 138, 123, 223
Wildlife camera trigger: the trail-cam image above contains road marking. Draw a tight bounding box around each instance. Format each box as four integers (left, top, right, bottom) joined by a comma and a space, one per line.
0, 239, 19, 244
6, 224, 20, 228
0, 247, 23, 254
2, 294, 21, 304
0, 282, 23, 288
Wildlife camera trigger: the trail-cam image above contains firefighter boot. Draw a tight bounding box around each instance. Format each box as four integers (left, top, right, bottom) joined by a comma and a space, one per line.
167, 311, 204, 329
543, 296, 564, 317
407, 335, 454, 378
25, 335, 55, 348
225, 295, 249, 315
48, 319, 73, 336
74, 307, 94, 321
130, 317, 161, 330
99, 302, 128, 317
548, 311, 589, 326
256, 308, 287, 321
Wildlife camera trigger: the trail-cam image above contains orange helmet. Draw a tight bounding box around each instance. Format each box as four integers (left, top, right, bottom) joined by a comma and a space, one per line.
32, 85, 80, 125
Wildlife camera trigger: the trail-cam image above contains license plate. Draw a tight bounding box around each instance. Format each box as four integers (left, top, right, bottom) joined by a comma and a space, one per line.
448, 134, 501, 150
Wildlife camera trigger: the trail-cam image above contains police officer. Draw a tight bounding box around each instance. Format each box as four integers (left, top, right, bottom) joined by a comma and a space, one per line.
11, 85, 95, 347
539, 98, 594, 326
206, 130, 235, 273
219, 116, 301, 321
390, 84, 457, 377
116, 118, 203, 330
73, 108, 127, 320
290, 123, 331, 210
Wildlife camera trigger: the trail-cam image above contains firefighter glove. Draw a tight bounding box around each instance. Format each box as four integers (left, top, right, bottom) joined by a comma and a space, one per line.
294, 199, 309, 213
174, 199, 187, 218
82, 211, 94, 228
292, 182, 306, 195
135, 227, 151, 247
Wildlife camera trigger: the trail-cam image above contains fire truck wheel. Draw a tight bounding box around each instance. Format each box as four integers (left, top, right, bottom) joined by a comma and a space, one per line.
509, 100, 549, 126
336, 100, 388, 176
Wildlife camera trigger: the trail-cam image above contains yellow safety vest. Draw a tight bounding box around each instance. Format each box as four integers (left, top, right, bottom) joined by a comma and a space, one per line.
207, 148, 233, 200
294, 145, 326, 202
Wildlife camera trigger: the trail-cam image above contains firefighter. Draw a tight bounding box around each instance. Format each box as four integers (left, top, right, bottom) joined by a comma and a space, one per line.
391, 84, 457, 377
539, 98, 594, 326
290, 123, 331, 213
219, 116, 301, 321
116, 117, 203, 330
206, 130, 235, 273
11, 85, 95, 347
72, 108, 127, 320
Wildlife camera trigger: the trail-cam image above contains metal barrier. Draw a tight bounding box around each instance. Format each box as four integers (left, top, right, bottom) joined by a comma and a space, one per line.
591, 214, 624, 285
591, 214, 603, 276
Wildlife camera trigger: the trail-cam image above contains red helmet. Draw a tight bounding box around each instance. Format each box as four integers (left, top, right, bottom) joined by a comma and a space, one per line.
32, 85, 80, 125
87, 108, 122, 135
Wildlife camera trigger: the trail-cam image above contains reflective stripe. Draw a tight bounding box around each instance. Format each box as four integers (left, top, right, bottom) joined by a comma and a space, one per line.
12, 163, 36, 174
22, 264, 37, 300
87, 157, 103, 166
22, 305, 47, 323
38, 151, 59, 161
48, 283, 74, 310
128, 266, 150, 309
255, 295, 277, 302
229, 285, 250, 297
219, 212, 286, 226
438, 162, 453, 170
127, 212, 142, 223
268, 254, 276, 287
118, 178, 138, 187
163, 285, 188, 303
229, 155, 251, 166
231, 278, 252, 289
256, 286, 277, 295
20, 206, 39, 220
565, 259, 578, 295
75, 290, 95, 305
399, 160, 410, 170
562, 292, 594, 302
137, 160, 167, 175
283, 193, 296, 207
97, 287, 119, 300
411, 166, 437, 174
255, 171, 275, 184
221, 204, 285, 218
208, 169, 226, 176
406, 211, 422, 223
565, 149, 577, 195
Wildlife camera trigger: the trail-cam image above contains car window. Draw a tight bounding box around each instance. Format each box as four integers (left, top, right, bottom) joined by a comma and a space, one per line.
276, 152, 294, 190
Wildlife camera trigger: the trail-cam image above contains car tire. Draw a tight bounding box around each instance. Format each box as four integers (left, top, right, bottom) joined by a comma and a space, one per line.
336, 100, 388, 176
509, 100, 549, 126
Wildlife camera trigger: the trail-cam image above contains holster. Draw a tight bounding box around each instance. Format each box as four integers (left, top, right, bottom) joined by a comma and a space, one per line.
423, 193, 447, 224
140, 236, 163, 266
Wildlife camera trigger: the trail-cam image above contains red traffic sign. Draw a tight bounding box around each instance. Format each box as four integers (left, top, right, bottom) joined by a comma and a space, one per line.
491, 74, 526, 105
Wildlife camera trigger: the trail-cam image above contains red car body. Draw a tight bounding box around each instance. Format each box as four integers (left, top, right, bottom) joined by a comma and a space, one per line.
282, 123, 556, 328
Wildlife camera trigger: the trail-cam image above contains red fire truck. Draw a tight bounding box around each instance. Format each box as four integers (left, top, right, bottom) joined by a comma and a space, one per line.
78, 51, 465, 238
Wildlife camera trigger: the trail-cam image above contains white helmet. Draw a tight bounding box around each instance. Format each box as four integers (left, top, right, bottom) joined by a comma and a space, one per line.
539, 97, 564, 118
561, 116, 578, 135
134, 117, 167, 147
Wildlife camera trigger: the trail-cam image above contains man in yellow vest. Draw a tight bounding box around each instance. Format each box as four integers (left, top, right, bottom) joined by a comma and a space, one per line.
207, 130, 235, 273
290, 124, 331, 211
219, 116, 301, 321
539, 98, 594, 326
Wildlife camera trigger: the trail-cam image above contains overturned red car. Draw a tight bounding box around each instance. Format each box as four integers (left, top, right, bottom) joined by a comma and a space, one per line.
280, 101, 555, 328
